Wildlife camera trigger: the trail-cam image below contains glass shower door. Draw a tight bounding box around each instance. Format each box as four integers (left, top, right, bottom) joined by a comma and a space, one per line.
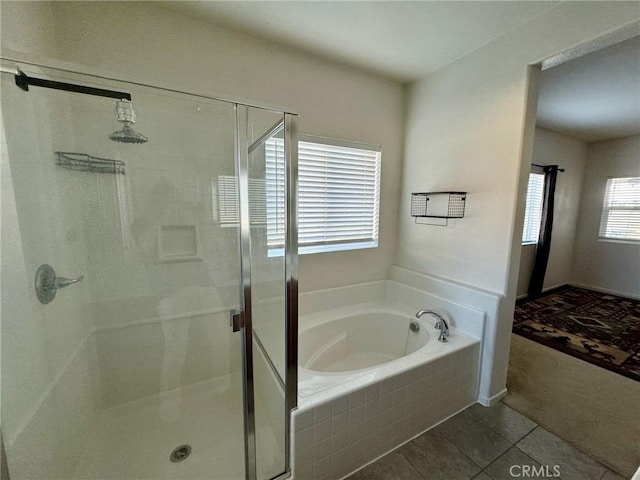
241, 107, 290, 480
1, 67, 248, 479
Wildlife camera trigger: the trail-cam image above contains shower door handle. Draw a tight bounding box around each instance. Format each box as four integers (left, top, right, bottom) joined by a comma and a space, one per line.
230, 310, 245, 332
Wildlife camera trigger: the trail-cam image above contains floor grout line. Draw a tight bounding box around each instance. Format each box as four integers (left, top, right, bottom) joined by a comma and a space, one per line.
436, 425, 488, 473
465, 405, 538, 447
514, 426, 616, 479
346, 405, 626, 480
514, 425, 539, 448
476, 443, 535, 479
399, 429, 484, 478
398, 451, 427, 480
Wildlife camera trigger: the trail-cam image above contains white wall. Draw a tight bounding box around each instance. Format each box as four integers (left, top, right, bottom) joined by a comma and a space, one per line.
1, 0, 405, 294
398, 3, 639, 399
517, 127, 587, 297
572, 135, 640, 298
1, 75, 103, 479
1, 2, 405, 477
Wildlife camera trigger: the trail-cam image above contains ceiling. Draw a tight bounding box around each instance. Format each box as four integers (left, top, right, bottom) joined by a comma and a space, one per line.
159, 1, 559, 83
536, 35, 640, 142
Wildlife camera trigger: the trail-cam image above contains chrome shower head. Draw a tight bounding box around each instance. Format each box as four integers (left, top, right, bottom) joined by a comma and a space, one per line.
109, 124, 148, 144
109, 99, 148, 144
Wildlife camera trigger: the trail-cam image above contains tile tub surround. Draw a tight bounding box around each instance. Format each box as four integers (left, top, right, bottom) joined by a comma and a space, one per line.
292, 343, 480, 480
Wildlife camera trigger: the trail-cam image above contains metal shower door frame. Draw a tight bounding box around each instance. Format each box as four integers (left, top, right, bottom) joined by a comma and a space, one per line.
235, 104, 298, 480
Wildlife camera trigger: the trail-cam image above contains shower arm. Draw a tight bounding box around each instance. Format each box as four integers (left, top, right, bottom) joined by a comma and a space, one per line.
13, 70, 132, 101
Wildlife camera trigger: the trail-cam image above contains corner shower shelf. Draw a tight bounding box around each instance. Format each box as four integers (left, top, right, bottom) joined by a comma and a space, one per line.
56, 152, 125, 175
410, 191, 466, 226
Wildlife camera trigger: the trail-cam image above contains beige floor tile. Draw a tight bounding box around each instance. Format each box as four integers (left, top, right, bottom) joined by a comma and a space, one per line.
484, 447, 543, 480
348, 451, 422, 480
601, 468, 629, 480
467, 401, 537, 444
399, 429, 481, 480
516, 427, 607, 480
433, 410, 511, 468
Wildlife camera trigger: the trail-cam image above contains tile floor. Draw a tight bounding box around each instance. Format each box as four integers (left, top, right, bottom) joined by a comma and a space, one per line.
347, 400, 627, 480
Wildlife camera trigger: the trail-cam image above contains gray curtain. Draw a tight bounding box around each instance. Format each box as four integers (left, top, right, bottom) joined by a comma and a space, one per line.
528, 165, 559, 297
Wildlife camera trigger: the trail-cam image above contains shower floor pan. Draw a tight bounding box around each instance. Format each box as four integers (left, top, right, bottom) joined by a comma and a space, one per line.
73, 372, 281, 479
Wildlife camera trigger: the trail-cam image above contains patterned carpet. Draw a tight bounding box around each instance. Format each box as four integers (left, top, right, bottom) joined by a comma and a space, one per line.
513, 285, 640, 382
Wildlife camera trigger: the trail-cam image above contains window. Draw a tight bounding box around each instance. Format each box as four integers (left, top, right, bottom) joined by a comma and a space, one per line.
267, 137, 381, 254
217, 137, 381, 255
599, 177, 640, 242
522, 172, 545, 245
216, 176, 268, 225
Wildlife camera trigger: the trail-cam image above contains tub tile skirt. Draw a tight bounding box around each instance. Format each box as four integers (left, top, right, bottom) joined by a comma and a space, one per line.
292, 343, 480, 480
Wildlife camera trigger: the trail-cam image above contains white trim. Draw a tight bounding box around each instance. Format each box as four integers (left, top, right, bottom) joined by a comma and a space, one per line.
542, 282, 567, 292
541, 22, 640, 70
568, 282, 640, 301
478, 388, 508, 407
269, 240, 378, 257
516, 283, 570, 300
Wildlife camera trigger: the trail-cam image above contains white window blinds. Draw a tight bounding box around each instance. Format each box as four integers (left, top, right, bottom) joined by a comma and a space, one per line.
216, 176, 267, 226
522, 172, 545, 244
218, 137, 381, 254
599, 177, 640, 242
296, 139, 380, 252
265, 138, 286, 247
266, 137, 381, 253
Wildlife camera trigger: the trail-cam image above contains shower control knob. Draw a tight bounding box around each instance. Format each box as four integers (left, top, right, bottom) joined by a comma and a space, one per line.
35, 264, 84, 304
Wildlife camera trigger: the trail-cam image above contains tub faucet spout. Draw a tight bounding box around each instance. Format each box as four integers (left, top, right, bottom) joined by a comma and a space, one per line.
415, 309, 450, 342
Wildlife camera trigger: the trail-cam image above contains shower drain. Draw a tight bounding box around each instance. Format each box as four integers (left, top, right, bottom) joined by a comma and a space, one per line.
170, 444, 192, 463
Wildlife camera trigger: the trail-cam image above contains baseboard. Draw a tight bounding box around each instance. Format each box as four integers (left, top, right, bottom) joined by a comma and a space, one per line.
517, 283, 569, 301
478, 388, 508, 407
569, 282, 640, 301
542, 283, 568, 293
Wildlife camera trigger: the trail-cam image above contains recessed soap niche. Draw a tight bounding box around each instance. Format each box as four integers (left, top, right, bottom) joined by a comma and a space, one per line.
157, 224, 202, 263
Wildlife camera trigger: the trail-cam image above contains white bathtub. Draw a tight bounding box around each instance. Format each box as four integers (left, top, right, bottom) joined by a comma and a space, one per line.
299, 312, 430, 373
297, 303, 477, 399
293, 302, 481, 479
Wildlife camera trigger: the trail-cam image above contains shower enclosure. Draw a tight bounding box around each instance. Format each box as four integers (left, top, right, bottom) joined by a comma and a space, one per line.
0, 61, 297, 480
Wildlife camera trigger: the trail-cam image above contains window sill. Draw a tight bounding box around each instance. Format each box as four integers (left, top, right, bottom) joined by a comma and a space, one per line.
268, 240, 378, 257
598, 237, 640, 245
